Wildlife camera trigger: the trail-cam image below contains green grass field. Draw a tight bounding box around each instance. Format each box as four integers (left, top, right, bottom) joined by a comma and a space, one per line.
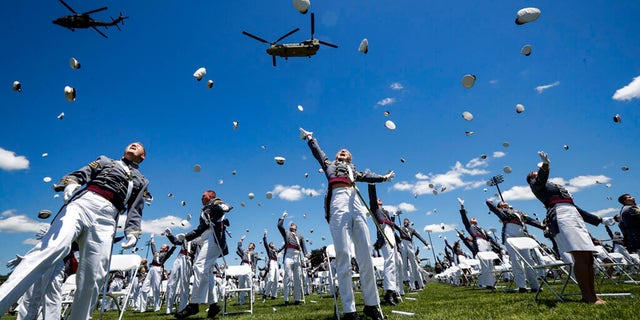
5, 278, 638, 320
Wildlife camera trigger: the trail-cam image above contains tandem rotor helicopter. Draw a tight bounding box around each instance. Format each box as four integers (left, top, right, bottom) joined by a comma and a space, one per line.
242, 13, 338, 66
52, 0, 128, 38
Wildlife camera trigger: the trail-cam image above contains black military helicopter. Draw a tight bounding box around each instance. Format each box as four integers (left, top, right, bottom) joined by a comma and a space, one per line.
52, 0, 128, 38
243, 13, 338, 66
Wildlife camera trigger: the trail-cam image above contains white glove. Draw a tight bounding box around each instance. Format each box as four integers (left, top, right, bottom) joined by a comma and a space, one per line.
63, 183, 81, 203
176, 233, 186, 241
264, 229, 267, 237
299, 128, 313, 140
241, 235, 246, 241
457, 198, 465, 206
383, 170, 395, 182
6, 254, 23, 270
121, 234, 137, 249
150, 233, 155, 243
282, 211, 288, 219
538, 151, 550, 165
164, 227, 172, 235
602, 217, 616, 226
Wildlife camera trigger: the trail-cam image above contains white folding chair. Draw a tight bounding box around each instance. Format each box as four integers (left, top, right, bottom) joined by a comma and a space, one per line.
372, 256, 385, 285
507, 237, 573, 302
222, 264, 253, 315
476, 251, 514, 291
60, 274, 77, 320
99, 254, 142, 320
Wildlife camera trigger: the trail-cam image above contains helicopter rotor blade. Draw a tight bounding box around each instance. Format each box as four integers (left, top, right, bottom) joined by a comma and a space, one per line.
274, 28, 299, 44
319, 40, 338, 48
311, 13, 315, 39
92, 26, 108, 38
59, 0, 78, 14
82, 7, 109, 16
272, 55, 276, 67
242, 31, 269, 44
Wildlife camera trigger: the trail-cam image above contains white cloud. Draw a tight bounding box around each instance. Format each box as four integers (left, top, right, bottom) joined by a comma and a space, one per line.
489, 79, 499, 85
141, 215, 191, 235
424, 223, 454, 233
493, 151, 506, 158
535, 81, 560, 94
393, 160, 489, 196
501, 174, 612, 202
612, 76, 640, 101
390, 82, 404, 90
398, 202, 417, 213
0, 214, 49, 233
376, 97, 396, 106
272, 185, 321, 201
466, 157, 487, 169
2, 210, 16, 217
592, 208, 618, 217
0, 147, 29, 171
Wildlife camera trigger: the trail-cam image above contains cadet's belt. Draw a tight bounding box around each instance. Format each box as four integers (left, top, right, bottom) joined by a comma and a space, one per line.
505, 219, 523, 226
329, 177, 352, 190
86, 184, 117, 208
285, 244, 300, 250
472, 233, 488, 241
270, 257, 277, 261
179, 249, 193, 258
401, 236, 412, 241
379, 219, 394, 226
545, 198, 574, 208
150, 263, 162, 267
241, 260, 251, 264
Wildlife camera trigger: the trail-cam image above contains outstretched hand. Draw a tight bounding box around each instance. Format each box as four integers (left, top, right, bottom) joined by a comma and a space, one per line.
538, 151, 550, 165
457, 198, 465, 206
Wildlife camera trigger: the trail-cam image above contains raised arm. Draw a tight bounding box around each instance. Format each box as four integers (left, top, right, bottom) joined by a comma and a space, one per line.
485, 200, 507, 221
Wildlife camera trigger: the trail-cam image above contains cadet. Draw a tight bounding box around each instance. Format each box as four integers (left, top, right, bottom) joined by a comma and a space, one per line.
0, 142, 149, 319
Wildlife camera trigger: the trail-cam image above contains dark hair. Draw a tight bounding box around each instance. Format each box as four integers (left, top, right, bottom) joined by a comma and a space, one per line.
618, 194, 631, 205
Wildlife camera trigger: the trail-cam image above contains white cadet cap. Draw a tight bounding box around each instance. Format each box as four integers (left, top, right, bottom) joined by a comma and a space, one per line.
43, 176, 52, 183
465, 131, 474, 136
266, 192, 273, 199
384, 120, 396, 130
64, 86, 76, 102
613, 114, 622, 123
516, 103, 525, 113
248, 192, 255, 200
563, 145, 569, 150
274, 156, 286, 165
38, 209, 52, 219
12, 80, 22, 92
69, 57, 81, 69
503, 166, 512, 174
193, 67, 206, 81
193, 164, 201, 172
520, 45, 532, 56
502, 141, 510, 147
621, 166, 629, 171
297, 105, 304, 111
515, 7, 541, 25
57, 112, 65, 120
207, 80, 214, 89
461, 74, 476, 88
293, 0, 310, 14
462, 111, 474, 121
358, 38, 369, 54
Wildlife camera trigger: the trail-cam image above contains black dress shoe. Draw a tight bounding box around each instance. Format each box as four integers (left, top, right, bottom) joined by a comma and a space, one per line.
531, 287, 543, 293
518, 287, 529, 293
392, 292, 400, 305
343, 312, 360, 320
175, 304, 198, 319
207, 303, 221, 319
363, 305, 384, 320
294, 300, 301, 305
384, 290, 397, 306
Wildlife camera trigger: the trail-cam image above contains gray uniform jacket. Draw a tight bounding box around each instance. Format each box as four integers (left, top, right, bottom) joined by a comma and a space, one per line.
529, 167, 602, 237
397, 225, 428, 247
54, 156, 149, 237
460, 208, 501, 252
150, 241, 176, 267
485, 200, 544, 243
237, 241, 259, 272
184, 198, 233, 256
278, 216, 307, 258
621, 204, 640, 252
307, 137, 386, 221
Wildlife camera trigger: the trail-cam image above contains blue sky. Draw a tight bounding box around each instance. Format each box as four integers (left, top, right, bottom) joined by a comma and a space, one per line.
1, 0, 640, 274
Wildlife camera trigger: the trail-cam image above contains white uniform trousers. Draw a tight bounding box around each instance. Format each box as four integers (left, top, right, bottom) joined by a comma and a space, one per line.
16, 260, 65, 320
394, 250, 405, 295
138, 272, 152, 311
238, 264, 253, 305
475, 238, 496, 287
165, 253, 191, 313
190, 229, 223, 304
401, 240, 422, 289
106, 278, 124, 310
264, 259, 279, 298
329, 187, 380, 313
129, 277, 140, 310
0, 191, 117, 320
283, 250, 302, 302
380, 224, 398, 292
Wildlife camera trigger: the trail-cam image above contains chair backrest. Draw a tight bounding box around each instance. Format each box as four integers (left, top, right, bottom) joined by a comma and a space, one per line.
476, 251, 499, 261
326, 244, 336, 258
506, 237, 538, 251
372, 257, 384, 269
61, 274, 77, 293
225, 264, 252, 276
109, 254, 142, 272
